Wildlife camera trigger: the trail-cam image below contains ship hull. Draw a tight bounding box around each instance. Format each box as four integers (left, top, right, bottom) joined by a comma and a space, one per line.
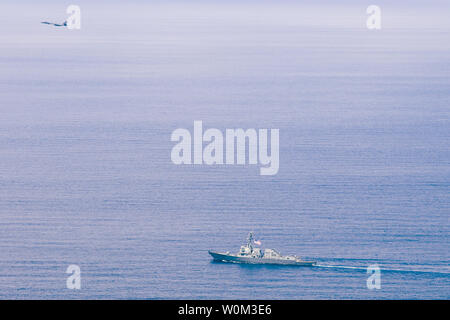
209, 251, 316, 266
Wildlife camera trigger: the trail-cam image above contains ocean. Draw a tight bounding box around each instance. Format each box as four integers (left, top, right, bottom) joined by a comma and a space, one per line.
0, 1, 449, 299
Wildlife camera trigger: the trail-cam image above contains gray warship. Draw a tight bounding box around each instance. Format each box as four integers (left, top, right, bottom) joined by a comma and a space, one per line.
209, 233, 317, 266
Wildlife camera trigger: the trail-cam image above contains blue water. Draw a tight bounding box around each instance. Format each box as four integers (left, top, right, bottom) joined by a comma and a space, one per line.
0, 1, 449, 299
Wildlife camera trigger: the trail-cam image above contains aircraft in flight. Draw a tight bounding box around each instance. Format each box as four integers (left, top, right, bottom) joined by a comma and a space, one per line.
41, 20, 67, 27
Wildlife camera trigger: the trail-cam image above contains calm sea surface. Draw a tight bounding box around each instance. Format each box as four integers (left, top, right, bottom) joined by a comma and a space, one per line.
0, 1, 449, 299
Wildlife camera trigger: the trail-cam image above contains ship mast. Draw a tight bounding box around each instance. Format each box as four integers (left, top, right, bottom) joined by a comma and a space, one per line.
247, 232, 254, 252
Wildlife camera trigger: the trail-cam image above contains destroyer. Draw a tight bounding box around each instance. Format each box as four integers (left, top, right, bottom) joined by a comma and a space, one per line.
209, 233, 316, 266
